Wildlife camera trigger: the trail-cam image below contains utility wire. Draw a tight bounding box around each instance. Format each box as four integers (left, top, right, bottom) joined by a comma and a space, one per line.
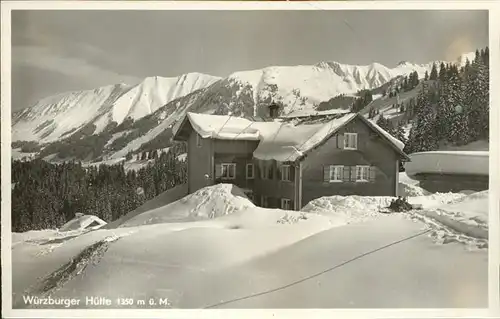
215, 111, 233, 137
203, 229, 431, 309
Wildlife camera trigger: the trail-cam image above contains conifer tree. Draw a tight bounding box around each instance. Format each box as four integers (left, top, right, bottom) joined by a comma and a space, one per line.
405, 83, 438, 153
429, 63, 438, 81
438, 62, 447, 81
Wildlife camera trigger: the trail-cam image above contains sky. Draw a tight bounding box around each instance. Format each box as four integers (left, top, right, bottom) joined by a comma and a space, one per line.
11, 9, 488, 111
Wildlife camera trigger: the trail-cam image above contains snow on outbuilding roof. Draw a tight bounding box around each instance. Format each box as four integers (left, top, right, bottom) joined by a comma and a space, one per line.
59, 214, 107, 232
405, 151, 489, 178
178, 111, 407, 162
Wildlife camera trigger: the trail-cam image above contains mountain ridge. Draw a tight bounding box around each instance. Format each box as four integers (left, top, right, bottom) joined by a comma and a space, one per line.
12, 51, 475, 162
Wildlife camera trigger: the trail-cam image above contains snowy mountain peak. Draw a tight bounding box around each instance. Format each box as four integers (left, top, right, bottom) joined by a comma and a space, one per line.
13, 72, 221, 143
457, 51, 476, 66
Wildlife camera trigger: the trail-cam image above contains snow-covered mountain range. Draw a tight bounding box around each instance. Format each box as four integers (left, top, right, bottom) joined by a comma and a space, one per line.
13, 73, 221, 143
12, 51, 474, 161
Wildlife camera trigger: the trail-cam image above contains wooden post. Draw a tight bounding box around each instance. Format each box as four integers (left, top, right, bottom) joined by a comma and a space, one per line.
395, 159, 400, 197
295, 161, 303, 210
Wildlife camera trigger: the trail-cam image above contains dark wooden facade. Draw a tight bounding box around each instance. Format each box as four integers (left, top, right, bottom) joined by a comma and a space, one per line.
301, 117, 400, 207
174, 114, 408, 210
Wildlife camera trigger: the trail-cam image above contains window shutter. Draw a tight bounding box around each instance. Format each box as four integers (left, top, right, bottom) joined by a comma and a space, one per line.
231, 164, 236, 179
290, 199, 295, 210
290, 165, 295, 181
215, 164, 222, 178
277, 164, 282, 180
350, 166, 357, 182
342, 166, 350, 182
353, 134, 358, 149
337, 134, 344, 149
338, 166, 344, 180
369, 166, 376, 182
323, 166, 330, 182
260, 162, 265, 179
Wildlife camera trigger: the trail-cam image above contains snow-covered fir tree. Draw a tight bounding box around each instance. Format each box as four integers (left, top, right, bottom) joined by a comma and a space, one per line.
401, 46, 489, 154
404, 82, 438, 153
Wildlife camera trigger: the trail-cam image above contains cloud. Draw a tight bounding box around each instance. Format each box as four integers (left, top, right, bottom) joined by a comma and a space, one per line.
12, 44, 140, 86
445, 36, 475, 62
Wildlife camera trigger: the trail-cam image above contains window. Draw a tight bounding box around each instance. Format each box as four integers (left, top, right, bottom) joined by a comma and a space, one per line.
281, 165, 291, 182
329, 165, 343, 182
344, 133, 358, 150
262, 163, 273, 180
221, 163, 236, 179
281, 198, 291, 210
196, 133, 202, 147
246, 163, 254, 179
355, 165, 370, 182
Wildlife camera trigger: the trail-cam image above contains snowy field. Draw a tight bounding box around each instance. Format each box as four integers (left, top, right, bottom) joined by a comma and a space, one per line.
11, 178, 488, 309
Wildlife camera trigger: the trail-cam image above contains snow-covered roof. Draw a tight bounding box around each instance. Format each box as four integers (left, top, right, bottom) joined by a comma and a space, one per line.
179, 112, 407, 162
405, 151, 489, 178
59, 214, 107, 232
187, 112, 260, 140
281, 108, 351, 119
252, 113, 357, 161
365, 118, 405, 150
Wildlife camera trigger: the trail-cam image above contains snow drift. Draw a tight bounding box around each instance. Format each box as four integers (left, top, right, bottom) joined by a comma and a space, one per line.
115, 184, 256, 228
11, 182, 488, 309
12, 214, 487, 309
59, 214, 107, 232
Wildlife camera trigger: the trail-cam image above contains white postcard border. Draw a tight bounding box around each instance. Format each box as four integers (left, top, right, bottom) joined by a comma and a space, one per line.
1, 1, 499, 318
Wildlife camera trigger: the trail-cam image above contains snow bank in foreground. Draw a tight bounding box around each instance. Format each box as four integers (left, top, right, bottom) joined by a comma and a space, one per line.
419, 190, 489, 241
398, 172, 429, 196
302, 195, 394, 225
404, 190, 489, 247
399, 182, 429, 197
438, 190, 489, 224
12, 230, 61, 246
117, 184, 255, 227
11, 183, 488, 309
302, 192, 464, 221
12, 215, 487, 309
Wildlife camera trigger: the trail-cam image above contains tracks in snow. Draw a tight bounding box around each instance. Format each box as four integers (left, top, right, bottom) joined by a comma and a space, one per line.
406, 210, 488, 249
23, 235, 120, 303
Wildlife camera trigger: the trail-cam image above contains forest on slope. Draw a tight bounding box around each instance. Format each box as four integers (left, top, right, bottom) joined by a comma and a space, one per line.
372, 47, 489, 155
11, 144, 187, 232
